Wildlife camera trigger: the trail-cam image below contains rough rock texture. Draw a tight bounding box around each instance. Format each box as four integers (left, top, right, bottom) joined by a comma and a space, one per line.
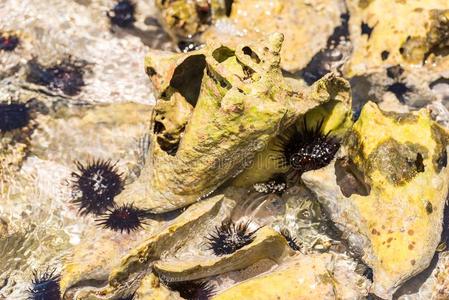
345, 0, 449, 107
214, 253, 370, 300
303, 102, 449, 298
201, 0, 347, 73
114, 33, 335, 213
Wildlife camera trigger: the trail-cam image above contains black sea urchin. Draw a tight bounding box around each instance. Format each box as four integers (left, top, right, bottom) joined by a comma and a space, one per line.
96, 203, 146, 233
281, 118, 340, 178
0, 103, 30, 132
0, 33, 19, 51
107, 0, 136, 27
280, 228, 300, 251
206, 220, 258, 256
28, 268, 61, 300
71, 160, 124, 215
163, 279, 216, 300
27, 58, 86, 96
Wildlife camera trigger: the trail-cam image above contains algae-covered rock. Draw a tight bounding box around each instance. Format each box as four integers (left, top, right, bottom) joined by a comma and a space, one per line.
213, 253, 370, 299
302, 102, 449, 298
153, 227, 293, 282
115, 33, 331, 213
233, 73, 353, 187
61, 195, 223, 299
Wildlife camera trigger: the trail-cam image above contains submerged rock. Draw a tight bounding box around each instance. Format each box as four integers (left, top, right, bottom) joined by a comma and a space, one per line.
303, 102, 449, 298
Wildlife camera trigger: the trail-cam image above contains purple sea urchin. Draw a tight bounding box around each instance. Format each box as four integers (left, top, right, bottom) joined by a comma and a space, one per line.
280, 228, 300, 251
280, 118, 340, 178
0, 103, 30, 132
28, 268, 61, 300
107, 0, 136, 27
0, 33, 19, 51
162, 279, 216, 300
206, 220, 258, 256
71, 160, 124, 215
96, 203, 146, 233
27, 58, 86, 96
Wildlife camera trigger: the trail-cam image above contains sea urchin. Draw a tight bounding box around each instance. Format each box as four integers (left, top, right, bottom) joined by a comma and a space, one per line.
28, 268, 61, 300
166, 280, 216, 300
0, 103, 30, 132
107, 0, 136, 27
96, 203, 146, 233
281, 118, 340, 178
206, 220, 258, 256
71, 159, 124, 215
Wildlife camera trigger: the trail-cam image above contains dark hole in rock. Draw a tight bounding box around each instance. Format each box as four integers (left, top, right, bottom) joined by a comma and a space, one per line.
0, 103, 30, 132
157, 136, 179, 156
153, 121, 164, 134
206, 67, 230, 90
425, 201, 433, 214
381, 50, 389, 60
107, 0, 136, 28
361, 22, 373, 39
0, 33, 19, 51
242, 65, 255, 81
437, 148, 447, 171
178, 40, 203, 53
415, 153, 425, 172
225, 0, 233, 16
212, 46, 235, 63
386, 65, 404, 80
363, 266, 374, 282
242, 46, 261, 64
300, 13, 350, 85
387, 82, 411, 103
335, 157, 371, 197
146, 67, 156, 77
429, 77, 449, 101
26, 58, 87, 96
170, 54, 206, 107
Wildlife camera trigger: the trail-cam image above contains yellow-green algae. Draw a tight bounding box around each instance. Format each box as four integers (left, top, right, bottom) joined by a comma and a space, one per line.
114, 33, 341, 213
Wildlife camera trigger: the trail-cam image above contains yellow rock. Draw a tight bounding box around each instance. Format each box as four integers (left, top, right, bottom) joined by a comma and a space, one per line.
213, 253, 370, 299
303, 102, 449, 298
153, 227, 293, 281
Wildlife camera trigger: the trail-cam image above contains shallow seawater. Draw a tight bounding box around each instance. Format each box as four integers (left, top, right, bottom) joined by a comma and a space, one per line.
0, 0, 166, 298
1, 0, 449, 299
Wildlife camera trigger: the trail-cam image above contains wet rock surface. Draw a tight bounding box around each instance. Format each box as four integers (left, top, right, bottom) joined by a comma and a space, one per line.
1, 0, 449, 300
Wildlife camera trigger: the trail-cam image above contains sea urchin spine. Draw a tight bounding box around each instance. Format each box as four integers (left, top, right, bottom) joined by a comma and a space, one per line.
96, 203, 146, 233
281, 118, 340, 178
71, 159, 124, 215
161, 277, 216, 300
206, 220, 258, 256
28, 268, 61, 300
280, 228, 300, 251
